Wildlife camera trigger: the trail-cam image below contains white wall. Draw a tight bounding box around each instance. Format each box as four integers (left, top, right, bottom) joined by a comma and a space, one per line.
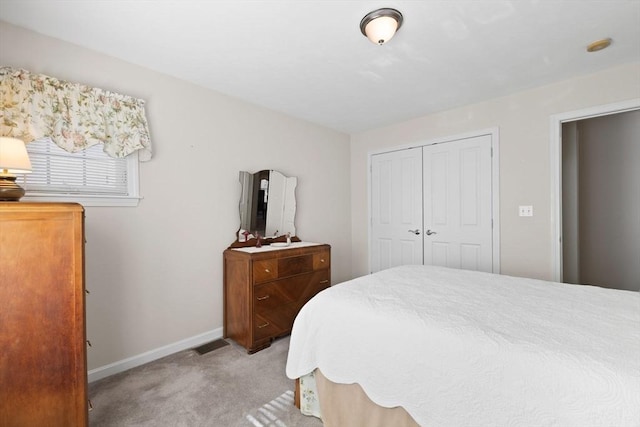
0, 22, 352, 371
577, 110, 640, 291
350, 62, 640, 280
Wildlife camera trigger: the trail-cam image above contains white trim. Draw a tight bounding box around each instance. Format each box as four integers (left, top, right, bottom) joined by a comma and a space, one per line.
367, 127, 501, 274
367, 127, 500, 156
87, 327, 223, 383
366, 152, 372, 275
549, 98, 640, 282
22, 194, 142, 207
490, 129, 501, 274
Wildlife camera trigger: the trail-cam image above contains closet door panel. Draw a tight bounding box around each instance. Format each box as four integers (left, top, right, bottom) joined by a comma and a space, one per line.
423, 135, 493, 272
370, 148, 423, 273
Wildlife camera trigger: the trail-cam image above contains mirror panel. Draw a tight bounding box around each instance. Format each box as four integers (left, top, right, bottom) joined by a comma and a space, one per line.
239, 170, 297, 239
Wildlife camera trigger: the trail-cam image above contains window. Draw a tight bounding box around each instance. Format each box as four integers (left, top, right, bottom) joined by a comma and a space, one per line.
2, 67, 151, 207
18, 138, 140, 207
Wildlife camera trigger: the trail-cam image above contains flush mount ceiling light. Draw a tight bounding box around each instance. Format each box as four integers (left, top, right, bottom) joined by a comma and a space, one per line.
587, 38, 612, 52
360, 8, 403, 45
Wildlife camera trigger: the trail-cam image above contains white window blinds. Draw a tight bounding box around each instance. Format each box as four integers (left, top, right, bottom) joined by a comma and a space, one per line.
19, 138, 129, 196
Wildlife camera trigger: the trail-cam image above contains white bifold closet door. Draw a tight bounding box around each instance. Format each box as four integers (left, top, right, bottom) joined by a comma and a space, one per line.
370, 135, 493, 273
370, 147, 423, 273
423, 135, 493, 272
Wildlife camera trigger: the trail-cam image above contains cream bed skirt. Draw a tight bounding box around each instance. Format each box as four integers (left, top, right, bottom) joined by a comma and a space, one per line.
297, 369, 419, 427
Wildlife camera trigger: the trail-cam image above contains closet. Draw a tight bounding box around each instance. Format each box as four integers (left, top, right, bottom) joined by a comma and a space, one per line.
370, 133, 498, 274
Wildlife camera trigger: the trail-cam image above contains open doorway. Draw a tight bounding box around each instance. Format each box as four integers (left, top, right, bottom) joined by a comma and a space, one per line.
551, 100, 640, 291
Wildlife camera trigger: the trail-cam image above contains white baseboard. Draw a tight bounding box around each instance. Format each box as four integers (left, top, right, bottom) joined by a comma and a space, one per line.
88, 327, 224, 383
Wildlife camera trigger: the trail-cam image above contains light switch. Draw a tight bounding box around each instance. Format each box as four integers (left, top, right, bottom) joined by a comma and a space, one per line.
519, 205, 533, 217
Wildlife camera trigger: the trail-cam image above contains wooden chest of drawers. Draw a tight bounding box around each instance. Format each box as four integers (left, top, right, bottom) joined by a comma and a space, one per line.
0, 202, 87, 427
223, 243, 331, 353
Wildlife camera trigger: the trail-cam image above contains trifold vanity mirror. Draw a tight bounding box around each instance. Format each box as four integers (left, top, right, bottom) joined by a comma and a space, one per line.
231, 169, 299, 247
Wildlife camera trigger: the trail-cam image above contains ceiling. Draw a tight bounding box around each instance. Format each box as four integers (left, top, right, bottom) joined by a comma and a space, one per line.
1, 1, 639, 134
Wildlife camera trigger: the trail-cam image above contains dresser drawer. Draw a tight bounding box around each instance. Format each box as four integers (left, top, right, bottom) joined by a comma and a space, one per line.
254, 270, 329, 311
253, 259, 278, 283
253, 254, 317, 283
313, 250, 330, 270
253, 301, 301, 340
278, 254, 313, 277
253, 270, 330, 339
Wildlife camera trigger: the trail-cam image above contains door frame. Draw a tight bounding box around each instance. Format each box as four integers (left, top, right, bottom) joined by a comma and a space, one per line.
368, 127, 501, 274
549, 98, 640, 282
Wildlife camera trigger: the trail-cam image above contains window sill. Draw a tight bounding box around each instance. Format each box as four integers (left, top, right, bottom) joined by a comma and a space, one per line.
22, 194, 142, 207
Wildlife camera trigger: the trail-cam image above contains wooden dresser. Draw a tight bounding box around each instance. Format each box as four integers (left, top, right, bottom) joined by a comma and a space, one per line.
0, 202, 88, 427
224, 243, 331, 353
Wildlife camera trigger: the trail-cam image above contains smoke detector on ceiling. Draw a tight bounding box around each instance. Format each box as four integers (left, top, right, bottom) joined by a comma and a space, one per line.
587, 38, 612, 53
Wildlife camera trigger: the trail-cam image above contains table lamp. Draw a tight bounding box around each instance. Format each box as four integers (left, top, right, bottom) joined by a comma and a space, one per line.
0, 137, 32, 201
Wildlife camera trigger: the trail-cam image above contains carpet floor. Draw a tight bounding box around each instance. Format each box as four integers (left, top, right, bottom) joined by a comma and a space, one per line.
88, 336, 323, 426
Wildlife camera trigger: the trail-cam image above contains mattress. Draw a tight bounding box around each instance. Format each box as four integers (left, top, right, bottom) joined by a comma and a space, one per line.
286, 265, 640, 426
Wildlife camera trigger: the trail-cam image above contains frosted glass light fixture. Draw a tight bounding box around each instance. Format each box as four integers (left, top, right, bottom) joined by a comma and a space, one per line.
360, 8, 403, 45
0, 137, 32, 201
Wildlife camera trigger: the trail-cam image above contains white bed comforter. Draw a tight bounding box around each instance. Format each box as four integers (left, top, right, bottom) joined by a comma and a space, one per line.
286, 265, 640, 427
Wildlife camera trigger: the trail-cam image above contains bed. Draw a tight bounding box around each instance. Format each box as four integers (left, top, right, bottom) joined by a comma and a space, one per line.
285, 265, 640, 426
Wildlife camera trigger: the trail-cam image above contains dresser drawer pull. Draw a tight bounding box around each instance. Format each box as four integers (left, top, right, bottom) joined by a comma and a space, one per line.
257, 322, 270, 329
320, 259, 325, 263
257, 295, 270, 301
264, 268, 271, 273
319, 280, 329, 284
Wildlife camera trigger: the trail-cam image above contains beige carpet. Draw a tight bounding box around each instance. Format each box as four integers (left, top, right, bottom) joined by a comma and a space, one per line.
88, 336, 322, 426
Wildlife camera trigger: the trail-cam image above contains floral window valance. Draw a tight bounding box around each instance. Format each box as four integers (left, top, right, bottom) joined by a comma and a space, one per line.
0, 67, 152, 161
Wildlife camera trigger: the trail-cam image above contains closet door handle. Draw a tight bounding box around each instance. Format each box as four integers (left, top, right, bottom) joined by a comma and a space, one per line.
408, 229, 421, 235
426, 229, 437, 236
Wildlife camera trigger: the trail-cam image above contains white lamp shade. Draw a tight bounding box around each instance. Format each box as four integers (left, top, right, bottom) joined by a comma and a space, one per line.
0, 137, 32, 174
364, 16, 400, 44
